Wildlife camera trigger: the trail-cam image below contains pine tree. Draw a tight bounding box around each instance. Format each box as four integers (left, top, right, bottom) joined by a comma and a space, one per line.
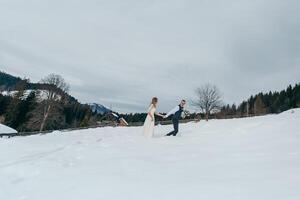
295, 84, 300, 107
232, 104, 237, 116
254, 95, 266, 115
0, 94, 11, 116
5, 95, 22, 129
17, 92, 37, 131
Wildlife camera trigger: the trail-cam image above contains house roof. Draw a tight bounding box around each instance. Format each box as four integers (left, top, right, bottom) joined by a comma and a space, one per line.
0, 124, 18, 134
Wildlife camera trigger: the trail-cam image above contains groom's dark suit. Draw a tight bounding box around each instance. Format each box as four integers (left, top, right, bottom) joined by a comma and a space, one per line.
165, 105, 184, 136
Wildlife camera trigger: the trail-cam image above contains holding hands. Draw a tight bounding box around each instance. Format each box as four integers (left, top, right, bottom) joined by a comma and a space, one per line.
156, 113, 166, 118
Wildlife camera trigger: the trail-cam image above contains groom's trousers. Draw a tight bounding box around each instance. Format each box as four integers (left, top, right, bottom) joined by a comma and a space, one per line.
167, 119, 179, 136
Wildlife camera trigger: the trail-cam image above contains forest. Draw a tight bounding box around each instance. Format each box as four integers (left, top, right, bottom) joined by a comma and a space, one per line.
1, 71, 299, 132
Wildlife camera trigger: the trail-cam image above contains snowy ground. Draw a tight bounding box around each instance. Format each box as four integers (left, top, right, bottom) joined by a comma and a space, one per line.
1, 109, 300, 200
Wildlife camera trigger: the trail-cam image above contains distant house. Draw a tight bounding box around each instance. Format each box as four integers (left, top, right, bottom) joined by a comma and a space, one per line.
0, 124, 18, 134
119, 118, 129, 126
99, 112, 128, 127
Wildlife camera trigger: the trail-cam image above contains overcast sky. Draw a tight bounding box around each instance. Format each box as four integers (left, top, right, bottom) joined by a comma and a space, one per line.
1, 0, 299, 113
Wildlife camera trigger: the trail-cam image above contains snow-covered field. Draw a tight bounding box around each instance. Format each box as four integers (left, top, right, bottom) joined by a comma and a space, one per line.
1, 109, 300, 200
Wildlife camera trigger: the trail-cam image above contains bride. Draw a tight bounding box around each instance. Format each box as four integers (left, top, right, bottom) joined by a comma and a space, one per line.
143, 97, 164, 138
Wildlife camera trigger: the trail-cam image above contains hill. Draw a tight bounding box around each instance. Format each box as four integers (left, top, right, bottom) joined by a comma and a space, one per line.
0, 71, 22, 90
89, 103, 112, 115
0, 71, 98, 132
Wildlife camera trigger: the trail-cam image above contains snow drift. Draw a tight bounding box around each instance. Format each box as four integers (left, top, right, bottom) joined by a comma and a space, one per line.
0, 109, 300, 200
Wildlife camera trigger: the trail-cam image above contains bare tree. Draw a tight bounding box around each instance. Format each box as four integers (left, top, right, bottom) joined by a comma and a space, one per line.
38, 74, 69, 131
193, 84, 223, 121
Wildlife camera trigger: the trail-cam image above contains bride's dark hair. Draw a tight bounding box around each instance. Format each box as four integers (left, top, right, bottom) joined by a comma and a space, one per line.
151, 97, 158, 107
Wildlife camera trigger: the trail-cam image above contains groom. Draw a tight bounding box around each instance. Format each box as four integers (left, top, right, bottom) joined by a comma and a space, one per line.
164, 100, 186, 136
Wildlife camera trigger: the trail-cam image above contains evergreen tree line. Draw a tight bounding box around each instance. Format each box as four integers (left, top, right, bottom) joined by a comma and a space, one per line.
219, 84, 300, 118
0, 91, 96, 132
1, 71, 299, 129
119, 83, 300, 122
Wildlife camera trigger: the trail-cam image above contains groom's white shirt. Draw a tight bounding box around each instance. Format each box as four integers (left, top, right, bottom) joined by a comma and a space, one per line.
165, 106, 180, 118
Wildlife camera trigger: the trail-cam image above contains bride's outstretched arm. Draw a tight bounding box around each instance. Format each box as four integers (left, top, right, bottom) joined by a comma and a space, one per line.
155, 112, 164, 117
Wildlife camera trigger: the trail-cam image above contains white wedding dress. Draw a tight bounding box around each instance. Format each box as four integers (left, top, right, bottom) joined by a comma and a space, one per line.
143, 104, 156, 138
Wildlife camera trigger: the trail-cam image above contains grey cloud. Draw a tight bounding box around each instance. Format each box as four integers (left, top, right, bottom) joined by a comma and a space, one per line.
0, 0, 299, 112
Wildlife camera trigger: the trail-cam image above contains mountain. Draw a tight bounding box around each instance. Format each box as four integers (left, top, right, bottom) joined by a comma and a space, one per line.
0, 71, 98, 132
0, 71, 22, 90
89, 103, 112, 115
0, 71, 80, 103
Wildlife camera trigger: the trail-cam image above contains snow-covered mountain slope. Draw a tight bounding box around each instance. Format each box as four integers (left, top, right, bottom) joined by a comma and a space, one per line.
1, 109, 300, 200
88, 103, 111, 114
1, 90, 58, 101
0, 124, 17, 134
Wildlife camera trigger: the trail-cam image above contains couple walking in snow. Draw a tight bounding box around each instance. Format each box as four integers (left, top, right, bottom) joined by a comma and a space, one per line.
143, 97, 187, 138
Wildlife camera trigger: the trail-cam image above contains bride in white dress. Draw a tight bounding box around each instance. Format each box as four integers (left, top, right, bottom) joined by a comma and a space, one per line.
143, 97, 164, 138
